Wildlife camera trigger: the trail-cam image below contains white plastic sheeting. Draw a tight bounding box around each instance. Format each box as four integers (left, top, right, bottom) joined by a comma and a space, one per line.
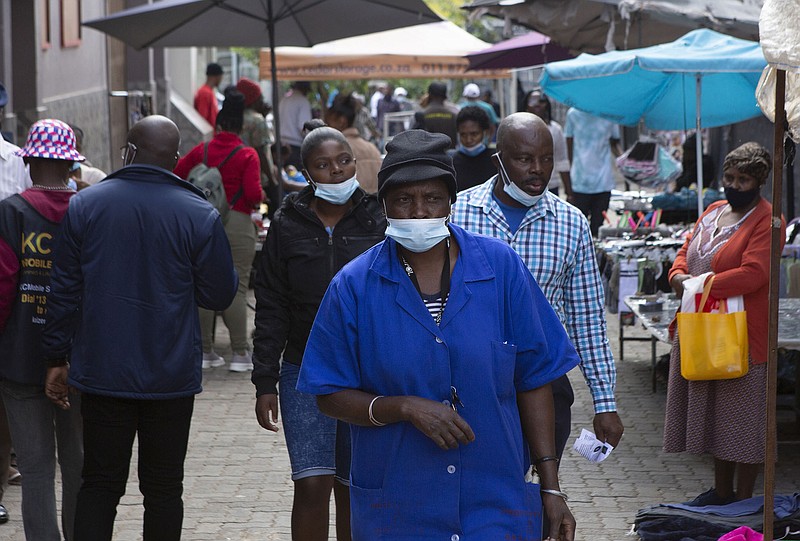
757, 0, 800, 142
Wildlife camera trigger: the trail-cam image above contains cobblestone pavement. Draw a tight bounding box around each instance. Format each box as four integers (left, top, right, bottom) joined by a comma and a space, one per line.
2, 299, 798, 540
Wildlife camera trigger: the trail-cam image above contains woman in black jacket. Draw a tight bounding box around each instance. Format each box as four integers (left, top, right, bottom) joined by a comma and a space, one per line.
251, 126, 386, 541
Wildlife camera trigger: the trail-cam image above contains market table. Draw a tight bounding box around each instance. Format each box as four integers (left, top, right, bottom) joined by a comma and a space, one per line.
622, 296, 800, 393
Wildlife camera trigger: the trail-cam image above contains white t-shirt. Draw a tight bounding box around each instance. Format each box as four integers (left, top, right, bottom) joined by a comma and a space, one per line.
564, 108, 620, 194
278, 91, 312, 147
547, 120, 571, 190
0, 138, 32, 201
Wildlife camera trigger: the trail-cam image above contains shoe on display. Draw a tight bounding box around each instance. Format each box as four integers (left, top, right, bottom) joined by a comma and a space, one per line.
229, 352, 253, 372
683, 487, 737, 507
202, 351, 225, 369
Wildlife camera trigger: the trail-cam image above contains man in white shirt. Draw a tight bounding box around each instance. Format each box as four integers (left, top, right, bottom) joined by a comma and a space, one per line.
0, 83, 32, 201
278, 81, 313, 168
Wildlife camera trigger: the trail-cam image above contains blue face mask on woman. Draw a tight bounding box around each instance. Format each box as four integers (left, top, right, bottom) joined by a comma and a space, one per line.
309, 175, 360, 205
457, 141, 487, 157
385, 216, 451, 253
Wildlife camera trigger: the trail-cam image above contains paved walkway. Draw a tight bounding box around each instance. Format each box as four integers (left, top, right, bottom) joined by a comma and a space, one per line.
2, 298, 798, 540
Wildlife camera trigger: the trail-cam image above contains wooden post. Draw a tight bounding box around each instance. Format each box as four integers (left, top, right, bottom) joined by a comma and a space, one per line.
764, 67, 786, 541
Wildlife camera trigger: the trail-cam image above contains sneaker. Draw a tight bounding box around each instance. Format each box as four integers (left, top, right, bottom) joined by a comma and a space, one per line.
0, 503, 8, 524
8, 467, 20, 486
202, 351, 225, 369
229, 352, 253, 372
683, 487, 737, 507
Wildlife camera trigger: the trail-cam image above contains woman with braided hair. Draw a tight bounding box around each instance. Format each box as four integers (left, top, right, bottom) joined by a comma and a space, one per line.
665, 142, 785, 506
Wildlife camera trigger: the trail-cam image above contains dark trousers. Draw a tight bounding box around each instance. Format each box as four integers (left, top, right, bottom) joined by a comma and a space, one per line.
74, 393, 194, 541
572, 191, 611, 237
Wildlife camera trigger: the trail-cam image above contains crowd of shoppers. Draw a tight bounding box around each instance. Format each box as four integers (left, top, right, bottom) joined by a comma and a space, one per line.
0, 63, 786, 541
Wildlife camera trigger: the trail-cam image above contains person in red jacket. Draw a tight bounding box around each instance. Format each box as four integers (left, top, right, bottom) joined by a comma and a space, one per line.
176, 88, 263, 372
666, 142, 785, 506
194, 62, 223, 127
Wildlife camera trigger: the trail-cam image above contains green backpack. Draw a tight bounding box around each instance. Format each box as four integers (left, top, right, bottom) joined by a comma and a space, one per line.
187, 143, 244, 221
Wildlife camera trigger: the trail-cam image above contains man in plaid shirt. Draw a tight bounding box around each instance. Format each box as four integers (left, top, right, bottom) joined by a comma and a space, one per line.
451, 112, 623, 459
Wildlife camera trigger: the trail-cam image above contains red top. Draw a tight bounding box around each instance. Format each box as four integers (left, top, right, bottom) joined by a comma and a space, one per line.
669, 198, 785, 364
194, 84, 218, 127
174, 131, 262, 214
0, 189, 74, 331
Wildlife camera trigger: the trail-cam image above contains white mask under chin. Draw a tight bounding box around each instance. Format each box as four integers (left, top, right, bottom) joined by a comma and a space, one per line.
310, 176, 360, 205
494, 153, 545, 208
385, 216, 451, 253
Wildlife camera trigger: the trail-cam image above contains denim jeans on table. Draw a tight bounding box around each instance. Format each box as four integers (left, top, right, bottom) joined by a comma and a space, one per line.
74, 392, 194, 541
0, 380, 83, 541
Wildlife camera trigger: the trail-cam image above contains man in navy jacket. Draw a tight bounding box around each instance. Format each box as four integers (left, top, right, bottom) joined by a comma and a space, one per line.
42, 115, 238, 541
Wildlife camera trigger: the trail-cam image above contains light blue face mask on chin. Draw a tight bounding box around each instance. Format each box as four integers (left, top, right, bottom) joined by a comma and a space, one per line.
309, 175, 360, 205
494, 152, 545, 208
457, 141, 487, 157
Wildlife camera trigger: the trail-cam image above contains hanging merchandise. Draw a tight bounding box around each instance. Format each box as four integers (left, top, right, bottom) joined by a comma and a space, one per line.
616, 141, 683, 189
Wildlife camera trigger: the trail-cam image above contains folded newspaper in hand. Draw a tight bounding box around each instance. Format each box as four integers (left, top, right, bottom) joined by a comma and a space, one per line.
573, 428, 614, 463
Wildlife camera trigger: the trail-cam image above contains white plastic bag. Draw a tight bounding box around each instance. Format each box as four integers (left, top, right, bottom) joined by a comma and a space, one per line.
681, 272, 744, 314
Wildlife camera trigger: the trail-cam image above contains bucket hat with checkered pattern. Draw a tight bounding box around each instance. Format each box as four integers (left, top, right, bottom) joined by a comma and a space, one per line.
16, 119, 85, 161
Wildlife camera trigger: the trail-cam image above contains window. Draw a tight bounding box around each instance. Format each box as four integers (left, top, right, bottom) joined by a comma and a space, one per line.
40, 0, 51, 49
61, 0, 81, 48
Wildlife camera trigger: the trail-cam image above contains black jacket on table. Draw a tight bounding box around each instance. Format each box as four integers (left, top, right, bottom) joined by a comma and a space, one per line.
252, 186, 386, 396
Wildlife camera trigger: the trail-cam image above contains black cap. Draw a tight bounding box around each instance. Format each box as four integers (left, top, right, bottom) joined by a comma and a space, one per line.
377, 130, 457, 202
206, 62, 223, 76
428, 82, 447, 99
0, 83, 7, 108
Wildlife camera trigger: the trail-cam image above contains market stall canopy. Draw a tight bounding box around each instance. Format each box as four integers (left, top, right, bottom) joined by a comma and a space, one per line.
540, 28, 767, 131
465, 30, 573, 71
541, 28, 767, 216
463, 0, 761, 54
83, 0, 442, 48
259, 21, 509, 80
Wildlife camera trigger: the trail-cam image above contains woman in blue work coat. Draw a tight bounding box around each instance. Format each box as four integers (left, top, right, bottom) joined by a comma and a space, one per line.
298, 130, 579, 541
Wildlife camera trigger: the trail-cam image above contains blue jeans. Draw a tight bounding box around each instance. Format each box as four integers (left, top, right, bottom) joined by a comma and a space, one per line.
75, 393, 194, 541
0, 380, 83, 541
279, 361, 351, 483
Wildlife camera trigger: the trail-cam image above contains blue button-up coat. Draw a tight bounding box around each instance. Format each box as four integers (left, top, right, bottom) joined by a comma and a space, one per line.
299, 224, 580, 540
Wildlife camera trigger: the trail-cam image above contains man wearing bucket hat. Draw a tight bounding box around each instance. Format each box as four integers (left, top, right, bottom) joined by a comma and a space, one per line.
0, 118, 84, 539
41, 115, 238, 540
297, 130, 579, 541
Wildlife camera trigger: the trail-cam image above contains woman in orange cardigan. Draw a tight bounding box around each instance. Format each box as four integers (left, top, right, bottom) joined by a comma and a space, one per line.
665, 142, 785, 506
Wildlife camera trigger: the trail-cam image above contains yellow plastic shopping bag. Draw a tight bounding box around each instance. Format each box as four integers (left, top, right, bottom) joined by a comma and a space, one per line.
677, 275, 749, 381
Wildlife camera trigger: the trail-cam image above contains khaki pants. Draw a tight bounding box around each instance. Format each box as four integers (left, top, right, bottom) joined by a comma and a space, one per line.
199, 210, 256, 354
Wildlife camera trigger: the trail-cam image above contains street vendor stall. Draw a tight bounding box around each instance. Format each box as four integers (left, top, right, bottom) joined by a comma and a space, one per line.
258, 21, 510, 81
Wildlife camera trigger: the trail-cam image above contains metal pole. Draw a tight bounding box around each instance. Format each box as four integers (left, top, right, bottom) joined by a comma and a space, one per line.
267, 0, 283, 206
763, 67, 786, 541
695, 73, 703, 218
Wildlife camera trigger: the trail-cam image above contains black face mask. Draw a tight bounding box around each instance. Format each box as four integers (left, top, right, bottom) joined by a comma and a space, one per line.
724, 186, 760, 209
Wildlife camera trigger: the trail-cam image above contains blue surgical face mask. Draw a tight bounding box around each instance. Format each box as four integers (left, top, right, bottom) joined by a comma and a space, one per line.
457, 141, 487, 157
309, 175, 360, 205
494, 152, 545, 208
385, 216, 451, 253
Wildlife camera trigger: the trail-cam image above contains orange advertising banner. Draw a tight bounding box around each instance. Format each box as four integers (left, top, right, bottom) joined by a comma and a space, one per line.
259, 52, 509, 81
